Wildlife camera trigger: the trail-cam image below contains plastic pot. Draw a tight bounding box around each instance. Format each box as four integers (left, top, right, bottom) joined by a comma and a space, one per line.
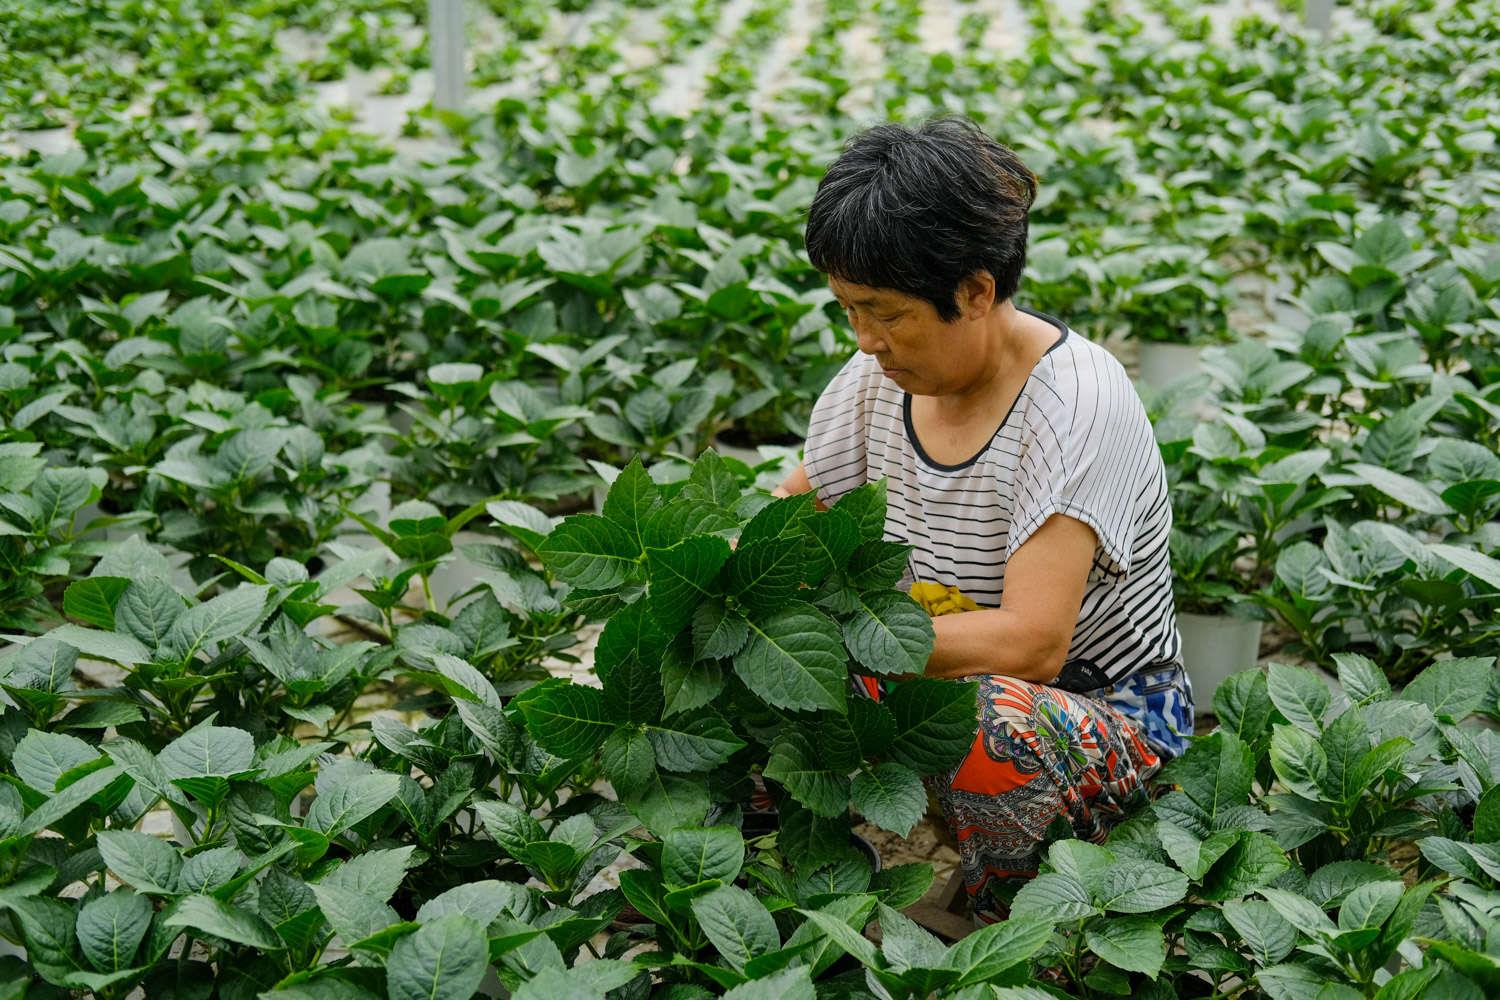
1178, 611, 1263, 713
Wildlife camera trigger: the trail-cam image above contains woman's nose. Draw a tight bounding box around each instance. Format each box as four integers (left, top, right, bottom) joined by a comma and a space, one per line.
853, 321, 886, 355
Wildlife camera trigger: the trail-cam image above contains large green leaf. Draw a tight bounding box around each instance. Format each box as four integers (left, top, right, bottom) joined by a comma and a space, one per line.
1084, 915, 1165, 978
601, 458, 662, 554
12, 730, 99, 792
884, 679, 978, 775
1222, 899, 1296, 965
600, 729, 655, 800
1402, 656, 1495, 721
763, 731, 851, 818
385, 914, 488, 1000
724, 537, 803, 616
514, 680, 612, 759
76, 890, 152, 973
1266, 662, 1331, 734
537, 515, 639, 590
662, 826, 744, 888
159, 725, 254, 782
802, 507, 861, 584
306, 773, 401, 837
1093, 860, 1188, 913
628, 772, 710, 838
843, 591, 934, 676
646, 536, 732, 634
165, 895, 280, 950
733, 603, 847, 713
96, 830, 182, 896
850, 763, 926, 837
690, 885, 778, 972
163, 584, 270, 658
63, 577, 130, 631
645, 714, 745, 772
833, 481, 888, 542
113, 576, 184, 649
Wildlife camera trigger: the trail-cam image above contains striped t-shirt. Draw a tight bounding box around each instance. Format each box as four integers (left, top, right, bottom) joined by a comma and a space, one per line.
804, 307, 1186, 701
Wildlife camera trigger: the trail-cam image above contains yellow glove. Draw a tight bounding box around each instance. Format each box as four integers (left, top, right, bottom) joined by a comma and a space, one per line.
908, 581, 983, 616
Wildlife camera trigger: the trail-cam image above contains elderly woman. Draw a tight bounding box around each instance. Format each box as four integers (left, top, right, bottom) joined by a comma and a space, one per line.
772, 116, 1194, 924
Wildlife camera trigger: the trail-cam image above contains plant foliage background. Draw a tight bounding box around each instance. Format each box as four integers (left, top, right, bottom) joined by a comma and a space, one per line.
0, 0, 1497, 997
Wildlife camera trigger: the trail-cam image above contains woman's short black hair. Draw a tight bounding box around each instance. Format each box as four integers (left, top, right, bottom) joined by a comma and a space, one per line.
805, 116, 1038, 321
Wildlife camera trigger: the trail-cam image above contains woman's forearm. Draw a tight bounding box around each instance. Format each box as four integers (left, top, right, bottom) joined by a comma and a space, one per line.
925, 607, 1066, 684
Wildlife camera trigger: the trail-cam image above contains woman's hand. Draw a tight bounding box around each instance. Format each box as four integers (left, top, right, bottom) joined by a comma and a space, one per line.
771, 461, 827, 509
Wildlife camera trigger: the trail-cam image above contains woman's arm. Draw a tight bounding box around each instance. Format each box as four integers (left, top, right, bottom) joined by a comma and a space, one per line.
770, 460, 828, 509
923, 513, 1097, 684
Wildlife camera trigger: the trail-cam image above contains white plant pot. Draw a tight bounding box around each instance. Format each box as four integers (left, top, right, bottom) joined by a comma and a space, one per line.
1136, 342, 1206, 392
1178, 612, 1264, 713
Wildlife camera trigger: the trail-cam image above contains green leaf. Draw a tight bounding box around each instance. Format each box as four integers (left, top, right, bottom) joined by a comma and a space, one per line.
306, 773, 401, 837
34, 624, 149, 665
851, 763, 926, 837
1094, 860, 1188, 913
600, 729, 655, 800
843, 591, 934, 676
721, 966, 815, 1000
725, 537, 804, 616
163, 584, 270, 657
63, 577, 130, 631
1157, 730, 1254, 834
802, 508, 861, 583
692, 600, 750, 660
738, 493, 814, 549
870, 863, 934, 910
885, 679, 978, 775
1010, 872, 1098, 922
76, 890, 151, 973
682, 450, 739, 509
1201, 832, 1291, 901
833, 481, 888, 542
847, 540, 910, 589
602, 461, 662, 553
877, 902, 947, 972
796, 907, 883, 971
645, 714, 745, 772
514, 680, 612, 759
1402, 656, 1495, 721
1222, 899, 1296, 965
385, 914, 488, 1000
473, 800, 545, 859
764, 731, 851, 818
309, 881, 400, 948
537, 515, 639, 590
663, 826, 744, 888
1347, 463, 1449, 515
12, 730, 99, 792
159, 726, 255, 781
942, 915, 1056, 987
96, 830, 182, 895
1267, 662, 1331, 734
114, 576, 184, 648
1085, 915, 1165, 978
628, 772, 710, 838
1332, 653, 1391, 705
20, 764, 125, 836
1270, 723, 1329, 799
320, 847, 417, 903
690, 885, 779, 972
733, 602, 847, 713
647, 536, 732, 634
1474, 786, 1500, 843
165, 895, 280, 950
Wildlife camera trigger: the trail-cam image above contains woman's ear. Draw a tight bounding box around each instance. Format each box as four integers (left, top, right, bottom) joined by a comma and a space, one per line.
957, 270, 997, 320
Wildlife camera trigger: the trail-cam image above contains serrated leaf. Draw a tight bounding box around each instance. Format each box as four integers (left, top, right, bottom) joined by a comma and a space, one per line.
76, 890, 152, 973
600, 729, 656, 800
1402, 656, 1495, 721
851, 763, 926, 837
843, 591, 934, 676
646, 536, 732, 634
164, 895, 280, 950
163, 584, 270, 657
885, 679, 978, 775
63, 577, 130, 631
306, 773, 401, 837
764, 731, 850, 818
663, 826, 744, 888
733, 603, 847, 713
1266, 662, 1331, 734
692, 600, 750, 660
537, 515, 639, 590
725, 537, 803, 616
645, 714, 745, 772
96, 830, 183, 895
1094, 860, 1188, 913
386, 914, 488, 1000
514, 679, 611, 758
1084, 915, 1165, 978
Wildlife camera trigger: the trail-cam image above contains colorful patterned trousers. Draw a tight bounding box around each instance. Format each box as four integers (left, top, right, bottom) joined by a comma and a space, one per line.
925, 675, 1164, 923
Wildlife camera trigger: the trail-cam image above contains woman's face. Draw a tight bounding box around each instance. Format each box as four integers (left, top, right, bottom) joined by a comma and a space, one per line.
828, 274, 988, 396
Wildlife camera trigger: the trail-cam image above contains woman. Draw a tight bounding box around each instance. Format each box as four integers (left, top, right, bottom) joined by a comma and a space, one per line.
773, 116, 1194, 924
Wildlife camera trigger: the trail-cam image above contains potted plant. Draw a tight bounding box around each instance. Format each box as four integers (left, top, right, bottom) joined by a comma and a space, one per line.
1112, 243, 1237, 390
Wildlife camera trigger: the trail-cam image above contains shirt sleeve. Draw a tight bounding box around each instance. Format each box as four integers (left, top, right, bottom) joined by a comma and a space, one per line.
802, 352, 877, 508
1004, 361, 1152, 586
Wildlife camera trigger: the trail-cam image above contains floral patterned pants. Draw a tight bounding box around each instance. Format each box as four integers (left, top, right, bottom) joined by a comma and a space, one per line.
928, 675, 1164, 923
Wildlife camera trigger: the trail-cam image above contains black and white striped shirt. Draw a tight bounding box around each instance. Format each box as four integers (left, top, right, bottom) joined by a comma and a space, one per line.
803, 307, 1183, 690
